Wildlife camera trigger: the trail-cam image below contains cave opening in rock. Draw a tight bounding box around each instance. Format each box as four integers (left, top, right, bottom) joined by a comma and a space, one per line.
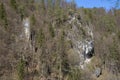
86, 47, 94, 59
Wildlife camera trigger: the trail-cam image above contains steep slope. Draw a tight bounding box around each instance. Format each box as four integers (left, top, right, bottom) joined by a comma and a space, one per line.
0, 1, 120, 80
64, 13, 94, 69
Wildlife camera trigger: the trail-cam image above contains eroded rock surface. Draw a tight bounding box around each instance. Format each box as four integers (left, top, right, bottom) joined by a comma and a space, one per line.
66, 13, 94, 69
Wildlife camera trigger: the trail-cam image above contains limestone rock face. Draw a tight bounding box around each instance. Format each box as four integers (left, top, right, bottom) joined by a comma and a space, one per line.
23, 18, 30, 42
65, 13, 94, 69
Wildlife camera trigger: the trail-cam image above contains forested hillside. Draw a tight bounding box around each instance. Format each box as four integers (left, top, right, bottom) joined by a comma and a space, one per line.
0, 0, 120, 80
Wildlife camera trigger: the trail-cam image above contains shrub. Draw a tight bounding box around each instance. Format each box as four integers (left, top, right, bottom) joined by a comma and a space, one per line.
67, 68, 81, 80
0, 3, 8, 26
101, 16, 116, 33
17, 59, 25, 80
18, 5, 25, 20
49, 26, 55, 38
67, 49, 80, 66
10, 0, 17, 10
109, 40, 119, 62
30, 14, 36, 26
37, 29, 45, 47
117, 31, 120, 40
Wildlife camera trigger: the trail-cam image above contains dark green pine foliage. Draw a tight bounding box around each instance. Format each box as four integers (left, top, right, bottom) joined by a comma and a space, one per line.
37, 28, 45, 47
49, 25, 55, 38
10, 0, 17, 10
17, 59, 25, 80
0, 3, 8, 26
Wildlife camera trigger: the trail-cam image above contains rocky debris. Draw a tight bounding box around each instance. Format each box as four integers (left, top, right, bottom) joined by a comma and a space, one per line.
95, 67, 102, 78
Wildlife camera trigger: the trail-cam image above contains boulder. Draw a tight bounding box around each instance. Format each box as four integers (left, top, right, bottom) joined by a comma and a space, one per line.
95, 67, 102, 77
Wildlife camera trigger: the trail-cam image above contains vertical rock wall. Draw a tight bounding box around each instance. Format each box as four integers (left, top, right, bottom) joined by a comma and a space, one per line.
66, 13, 94, 69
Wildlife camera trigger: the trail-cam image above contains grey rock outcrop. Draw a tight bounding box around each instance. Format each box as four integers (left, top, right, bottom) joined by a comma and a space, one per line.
66, 13, 94, 69
95, 67, 102, 77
